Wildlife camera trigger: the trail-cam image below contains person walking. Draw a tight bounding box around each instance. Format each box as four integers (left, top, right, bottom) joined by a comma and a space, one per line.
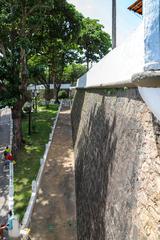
6, 210, 14, 231
3, 146, 11, 158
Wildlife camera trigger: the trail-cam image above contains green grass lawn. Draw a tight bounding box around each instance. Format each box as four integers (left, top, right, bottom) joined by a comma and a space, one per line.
14, 105, 58, 221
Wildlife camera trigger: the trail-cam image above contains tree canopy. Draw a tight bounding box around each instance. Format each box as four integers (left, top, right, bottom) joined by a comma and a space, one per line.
0, 0, 111, 149
79, 17, 111, 70
63, 63, 87, 85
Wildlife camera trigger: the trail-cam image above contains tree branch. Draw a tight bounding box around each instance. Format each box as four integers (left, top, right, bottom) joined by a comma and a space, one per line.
0, 41, 6, 58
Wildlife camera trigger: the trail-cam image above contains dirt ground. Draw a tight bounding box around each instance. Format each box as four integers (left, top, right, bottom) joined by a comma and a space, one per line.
30, 106, 77, 240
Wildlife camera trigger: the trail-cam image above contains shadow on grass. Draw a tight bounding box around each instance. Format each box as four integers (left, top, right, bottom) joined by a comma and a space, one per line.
14, 105, 58, 220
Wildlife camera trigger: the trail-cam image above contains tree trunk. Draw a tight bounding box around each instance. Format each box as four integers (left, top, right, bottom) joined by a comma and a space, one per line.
44, 85, 53, 108
12, 102, 23, 153
19, 48, 28, 94
45, 87, 50, 108
54, 83, 61, 104
11, 8, 29, 154
11, 47, 28, 153
87, 57, 90, 71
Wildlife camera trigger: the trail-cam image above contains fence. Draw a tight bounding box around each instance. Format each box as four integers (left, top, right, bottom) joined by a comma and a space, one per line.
0, 107, 19, 238
9, 107, 14, 212
0, 107, 14, 213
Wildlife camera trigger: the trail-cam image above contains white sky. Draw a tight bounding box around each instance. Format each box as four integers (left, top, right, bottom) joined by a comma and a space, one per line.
67, 0, 142, 45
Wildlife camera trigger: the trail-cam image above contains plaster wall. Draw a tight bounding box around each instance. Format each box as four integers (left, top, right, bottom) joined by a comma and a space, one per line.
71, 88, 160, 240
139, 87, 160, 120
144, 0, 160, 70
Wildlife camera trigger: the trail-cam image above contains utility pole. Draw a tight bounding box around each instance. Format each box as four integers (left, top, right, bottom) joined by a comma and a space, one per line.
112, 0, 117, 49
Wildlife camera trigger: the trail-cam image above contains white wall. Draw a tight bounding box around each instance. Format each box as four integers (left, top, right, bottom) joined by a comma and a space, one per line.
77, 23, 144, 88
144, 0, 160, 70
76, 20, 160, 123
138, 87, 160, 121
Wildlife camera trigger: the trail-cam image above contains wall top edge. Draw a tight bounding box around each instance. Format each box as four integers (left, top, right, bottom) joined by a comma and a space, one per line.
132, 71, 160, 87
76, 71, 160, 90
76, 80, 134, 89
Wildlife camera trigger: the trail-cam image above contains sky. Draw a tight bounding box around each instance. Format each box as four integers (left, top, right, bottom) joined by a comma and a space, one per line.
67, 0, 142, 45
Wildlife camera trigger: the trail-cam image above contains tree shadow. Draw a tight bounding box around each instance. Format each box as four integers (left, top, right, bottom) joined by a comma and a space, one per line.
73, 91, 144, 240
86, 88, 142, 102
71, 90, 85, 146
75, 97, 117, 240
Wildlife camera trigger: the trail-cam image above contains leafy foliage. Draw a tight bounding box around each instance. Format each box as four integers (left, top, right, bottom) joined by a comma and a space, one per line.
58, 90, 68, 99
79, 17, 112, 69
0, 0, 111, 147
63, 63, 87, 85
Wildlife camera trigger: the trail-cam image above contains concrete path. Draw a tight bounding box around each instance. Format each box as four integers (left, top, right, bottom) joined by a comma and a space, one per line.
30, 106, 76, 240
0, 108, 11, 223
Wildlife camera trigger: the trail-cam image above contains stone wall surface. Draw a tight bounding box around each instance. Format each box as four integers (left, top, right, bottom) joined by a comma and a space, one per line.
71, 88, 160, 240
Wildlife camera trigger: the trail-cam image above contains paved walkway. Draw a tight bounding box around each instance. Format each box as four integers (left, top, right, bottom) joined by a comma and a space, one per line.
30, 106, 76, 240
0, 108, 11, 223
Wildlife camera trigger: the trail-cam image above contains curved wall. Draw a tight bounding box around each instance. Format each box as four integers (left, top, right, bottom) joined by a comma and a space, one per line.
71, 88, 160, 240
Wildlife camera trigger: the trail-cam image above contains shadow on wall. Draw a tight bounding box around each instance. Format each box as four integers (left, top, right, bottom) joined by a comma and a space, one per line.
75, 97, 117, 240
71, 88, 148, 240
86, 87, 142, 102
152, 114, 160, 157
71, 88, 142, 149
71, 90, 85, 146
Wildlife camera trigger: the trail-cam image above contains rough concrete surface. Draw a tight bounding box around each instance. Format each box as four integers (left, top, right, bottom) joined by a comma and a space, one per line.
71, 88, 160, 240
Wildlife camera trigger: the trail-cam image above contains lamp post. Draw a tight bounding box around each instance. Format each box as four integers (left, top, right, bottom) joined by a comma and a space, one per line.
28, 105, 31, 135
24, 102, 32, 135
31, 85, 39, 113
35, 91, 39, 113
112, 0, 117, 49
32, 89, 35, 110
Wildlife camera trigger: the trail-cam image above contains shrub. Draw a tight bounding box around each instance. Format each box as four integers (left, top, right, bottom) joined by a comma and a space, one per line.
58, 90, 68, 99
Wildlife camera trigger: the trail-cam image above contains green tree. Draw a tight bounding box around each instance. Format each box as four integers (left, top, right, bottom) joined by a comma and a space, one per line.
63, 63, 87, 85
28, 54, 52, 107
36, 3, 83, 103
0, 0, 111, 151
79, 17, 112, 70
0, 0, 66, 149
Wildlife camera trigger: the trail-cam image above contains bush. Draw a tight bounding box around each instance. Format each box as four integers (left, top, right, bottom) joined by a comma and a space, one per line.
58, 90, 68, 99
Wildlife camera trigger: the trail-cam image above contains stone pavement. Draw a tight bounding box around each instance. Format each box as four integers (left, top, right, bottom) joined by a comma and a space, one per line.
30, 105, 76, 240
0, 108, 11, 224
